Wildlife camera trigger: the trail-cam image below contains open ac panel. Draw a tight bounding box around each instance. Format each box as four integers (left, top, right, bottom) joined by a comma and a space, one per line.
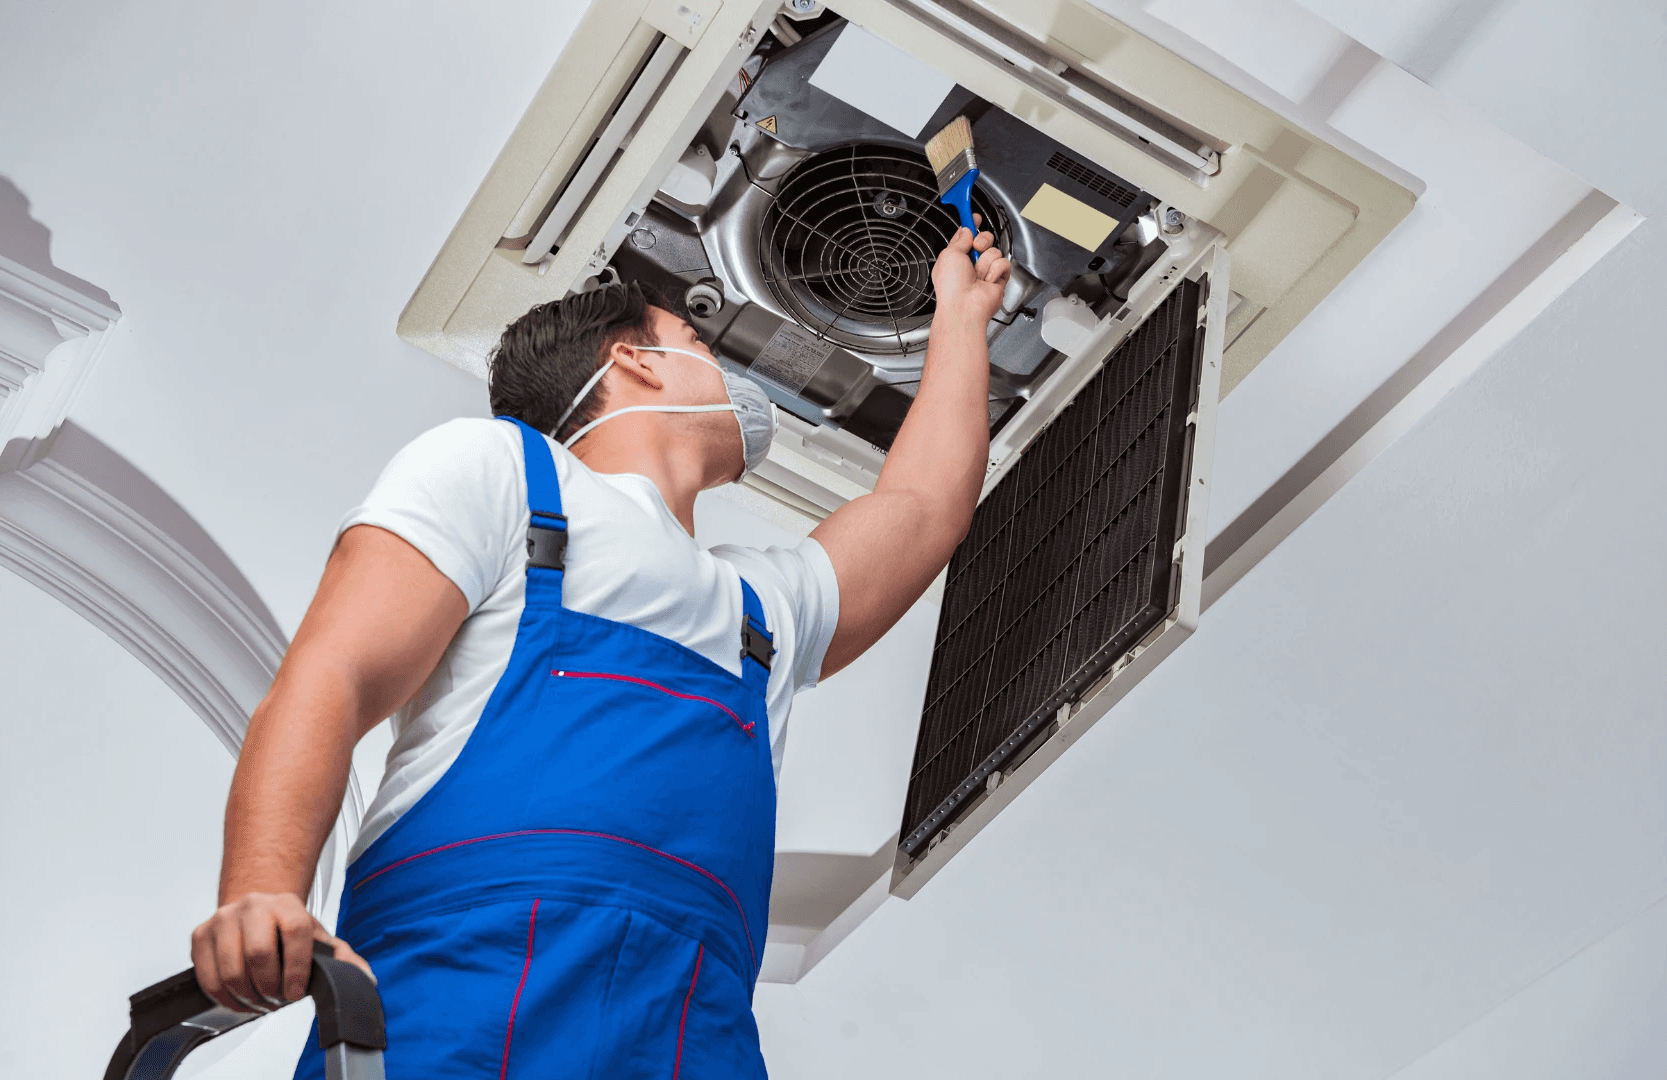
399, 0, 1412, 911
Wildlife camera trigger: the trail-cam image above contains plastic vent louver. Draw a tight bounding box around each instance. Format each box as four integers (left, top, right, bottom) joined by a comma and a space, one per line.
1045, 151, 1140, 208
901, 279, 1203, 856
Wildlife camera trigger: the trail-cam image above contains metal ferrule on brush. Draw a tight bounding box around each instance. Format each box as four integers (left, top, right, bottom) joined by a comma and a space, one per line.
933, 149, 976, 194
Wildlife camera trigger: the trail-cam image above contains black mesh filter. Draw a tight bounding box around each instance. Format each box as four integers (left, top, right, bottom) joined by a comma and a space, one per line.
900, 279, 1204, 857
759, 144, 1007, 356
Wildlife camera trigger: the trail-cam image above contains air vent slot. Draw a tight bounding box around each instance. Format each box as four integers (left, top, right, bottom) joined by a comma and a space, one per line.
1045, 151, 1138, 208
900, 279, 1203, 856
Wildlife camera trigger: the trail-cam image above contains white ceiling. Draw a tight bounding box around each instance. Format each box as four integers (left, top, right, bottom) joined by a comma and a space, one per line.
0, 0, 1661, 1075
748, 1, 1666, 1076
753, 205, 1667, 1076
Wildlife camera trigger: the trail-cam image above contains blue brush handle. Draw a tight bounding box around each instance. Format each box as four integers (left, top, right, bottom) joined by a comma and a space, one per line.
940, 168, 982, 264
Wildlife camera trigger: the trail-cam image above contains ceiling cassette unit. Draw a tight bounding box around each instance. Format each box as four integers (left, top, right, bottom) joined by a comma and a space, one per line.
399, 0, 1412, 914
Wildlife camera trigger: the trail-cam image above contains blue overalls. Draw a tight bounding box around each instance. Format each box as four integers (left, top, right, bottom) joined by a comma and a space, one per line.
295, 417, 775, 1079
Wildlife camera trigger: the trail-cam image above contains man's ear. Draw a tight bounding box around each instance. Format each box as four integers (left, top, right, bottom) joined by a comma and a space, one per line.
607, 341, 665, 391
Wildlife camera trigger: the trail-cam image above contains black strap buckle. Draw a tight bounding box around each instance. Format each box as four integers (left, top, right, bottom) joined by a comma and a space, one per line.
741, 619, 773, 671
526, 512, 568, 571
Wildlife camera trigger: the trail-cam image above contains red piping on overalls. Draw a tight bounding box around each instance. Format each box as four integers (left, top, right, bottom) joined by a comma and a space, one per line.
552, 669, 757, 737
499, 898, 539, 1079
354, 829, 756, 970
672, 944, 704, 1080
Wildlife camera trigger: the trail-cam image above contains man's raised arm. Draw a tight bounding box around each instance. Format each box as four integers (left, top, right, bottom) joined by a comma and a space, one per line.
190, 524, 468, 1011
812, 223, 1012, 678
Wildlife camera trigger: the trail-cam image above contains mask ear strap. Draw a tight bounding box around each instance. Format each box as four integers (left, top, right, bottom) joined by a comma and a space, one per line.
554, 346, 723, 439
561, 403, 738, 449
552, 358, 615, 437
635, 346, 726, 375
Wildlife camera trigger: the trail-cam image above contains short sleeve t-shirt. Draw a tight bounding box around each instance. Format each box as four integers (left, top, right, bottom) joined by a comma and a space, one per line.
339, 418, 840, 861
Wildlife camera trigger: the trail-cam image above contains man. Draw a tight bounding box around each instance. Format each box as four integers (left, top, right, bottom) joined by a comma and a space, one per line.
191, 222, 1010, 1076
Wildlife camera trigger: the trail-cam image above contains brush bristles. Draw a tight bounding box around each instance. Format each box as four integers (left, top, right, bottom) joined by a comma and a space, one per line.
924, 116, 976, 190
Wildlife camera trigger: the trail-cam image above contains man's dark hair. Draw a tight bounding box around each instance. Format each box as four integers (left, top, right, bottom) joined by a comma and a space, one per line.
488, 282, 676, 441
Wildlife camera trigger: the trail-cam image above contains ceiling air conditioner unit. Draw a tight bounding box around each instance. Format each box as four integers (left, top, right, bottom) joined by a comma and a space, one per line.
399, 0, 1413, 957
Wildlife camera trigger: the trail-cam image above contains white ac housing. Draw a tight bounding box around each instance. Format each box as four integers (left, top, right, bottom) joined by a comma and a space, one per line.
397, 0, 1414, 981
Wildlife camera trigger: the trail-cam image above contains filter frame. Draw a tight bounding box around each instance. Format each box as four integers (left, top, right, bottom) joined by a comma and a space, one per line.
899, 278, 1204, 857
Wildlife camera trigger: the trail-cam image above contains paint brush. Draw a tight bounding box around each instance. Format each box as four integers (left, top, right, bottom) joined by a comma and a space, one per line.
924, 116, 981, 263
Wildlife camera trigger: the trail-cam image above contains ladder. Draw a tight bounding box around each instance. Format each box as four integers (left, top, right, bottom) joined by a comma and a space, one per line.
105, 941, 385, 1080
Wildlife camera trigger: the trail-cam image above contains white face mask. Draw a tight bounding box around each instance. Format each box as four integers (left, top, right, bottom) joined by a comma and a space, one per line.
554, 345, 778, 478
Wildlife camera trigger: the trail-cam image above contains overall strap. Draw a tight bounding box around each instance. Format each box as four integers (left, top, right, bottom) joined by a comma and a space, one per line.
738, 579, 773, 697
501, 416, 568, 594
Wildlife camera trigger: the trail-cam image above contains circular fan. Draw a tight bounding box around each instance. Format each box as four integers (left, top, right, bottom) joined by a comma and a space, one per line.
758, 144, 1008, 356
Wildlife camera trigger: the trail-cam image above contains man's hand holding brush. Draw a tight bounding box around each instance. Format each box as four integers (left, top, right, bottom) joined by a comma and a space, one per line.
934, 212, 1012, 329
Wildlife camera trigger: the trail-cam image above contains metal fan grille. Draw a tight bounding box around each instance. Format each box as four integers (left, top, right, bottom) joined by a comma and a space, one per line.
759, 144, 1007, 357
899, 280, 1203, 856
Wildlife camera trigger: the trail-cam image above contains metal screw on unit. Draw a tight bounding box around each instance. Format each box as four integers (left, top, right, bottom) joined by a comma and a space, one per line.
1162, 206, 1186, 234
872, 191, 906, 218
684, 280, 725, 318
787, 0, 822, 13
629, 229, 656, 250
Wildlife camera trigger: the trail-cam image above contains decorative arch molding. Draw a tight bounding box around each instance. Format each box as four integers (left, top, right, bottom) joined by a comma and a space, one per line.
0, 211, 361, 911
0, 419, 367, 911
1, 420, 289, 752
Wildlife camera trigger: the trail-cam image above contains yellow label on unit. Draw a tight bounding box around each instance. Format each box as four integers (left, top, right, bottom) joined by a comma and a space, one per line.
1019, 183, 1117, 253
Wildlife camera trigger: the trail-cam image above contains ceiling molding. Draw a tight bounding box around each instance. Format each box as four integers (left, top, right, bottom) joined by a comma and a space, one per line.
0, 252, 120, 462
0, 252, 119, 334
0, 423, 287, 751
0, 264, 362, 913
0, 253, 119, 411
0, 421, 365, 912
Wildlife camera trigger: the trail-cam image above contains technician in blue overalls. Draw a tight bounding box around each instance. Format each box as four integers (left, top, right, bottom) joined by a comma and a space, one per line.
189, 222, 1010, 1077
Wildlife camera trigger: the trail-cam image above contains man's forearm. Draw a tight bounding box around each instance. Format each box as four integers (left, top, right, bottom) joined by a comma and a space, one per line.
877, 305, 991, 524
219, 668, 361, 903
811, 227, 1009, 677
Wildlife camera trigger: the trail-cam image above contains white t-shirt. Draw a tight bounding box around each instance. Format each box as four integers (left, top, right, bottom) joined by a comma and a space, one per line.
340, 418, 840, 861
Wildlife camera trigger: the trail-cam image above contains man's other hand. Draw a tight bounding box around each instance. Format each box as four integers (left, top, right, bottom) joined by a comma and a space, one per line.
191, 891, 374, 1012
932, 216, 1012, 327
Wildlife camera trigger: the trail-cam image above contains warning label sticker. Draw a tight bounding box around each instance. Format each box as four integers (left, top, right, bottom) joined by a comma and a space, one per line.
752, 322, 834, 394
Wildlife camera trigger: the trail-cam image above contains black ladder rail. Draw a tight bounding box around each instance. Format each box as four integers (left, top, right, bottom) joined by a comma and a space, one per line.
105, 940, 386, 1080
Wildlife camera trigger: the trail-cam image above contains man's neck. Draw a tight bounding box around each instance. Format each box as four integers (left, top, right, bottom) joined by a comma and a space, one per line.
570, 414, 712, 535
